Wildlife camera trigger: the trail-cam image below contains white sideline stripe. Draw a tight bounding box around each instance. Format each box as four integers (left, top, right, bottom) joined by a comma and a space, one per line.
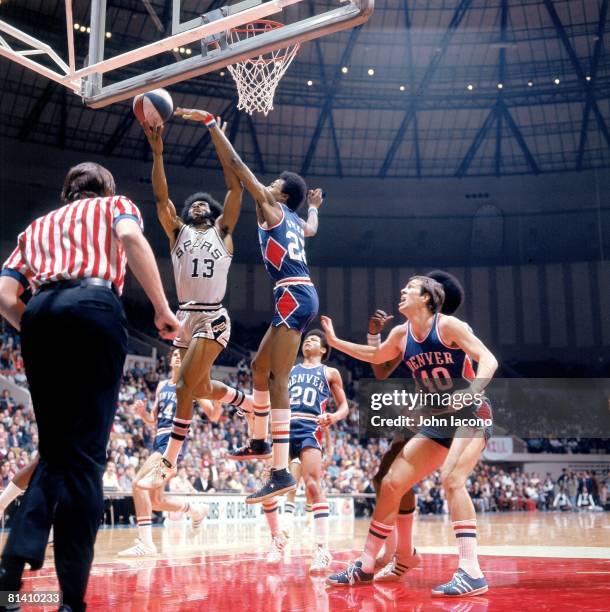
418, 545, 610, 559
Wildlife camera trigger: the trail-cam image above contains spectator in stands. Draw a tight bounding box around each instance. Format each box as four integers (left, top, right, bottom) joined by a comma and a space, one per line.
103, 462, 120, 490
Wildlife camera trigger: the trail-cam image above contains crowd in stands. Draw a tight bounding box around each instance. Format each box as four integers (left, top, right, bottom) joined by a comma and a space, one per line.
0, 326, 609, 523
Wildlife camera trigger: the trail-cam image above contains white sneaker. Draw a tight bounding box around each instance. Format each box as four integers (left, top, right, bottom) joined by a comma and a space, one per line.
138, 457, 177, 490
266, 532, 288, 564
118, 538, 157, 557
374, 550, 422, 583
309, 546, 332, 573
189, 504, 209, 530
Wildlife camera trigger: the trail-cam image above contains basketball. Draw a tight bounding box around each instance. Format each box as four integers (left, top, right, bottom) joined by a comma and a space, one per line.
132, 89, 173, 127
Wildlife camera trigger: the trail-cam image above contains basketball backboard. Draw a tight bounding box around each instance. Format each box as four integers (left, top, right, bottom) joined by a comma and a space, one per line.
0, 0, 374, 110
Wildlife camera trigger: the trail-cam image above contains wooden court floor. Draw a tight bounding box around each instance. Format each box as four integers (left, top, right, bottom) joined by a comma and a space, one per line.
3, 511, 609, 611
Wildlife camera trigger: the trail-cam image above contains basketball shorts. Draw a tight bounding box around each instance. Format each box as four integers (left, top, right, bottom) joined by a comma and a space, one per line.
153, 433, 188, 459
419, 399, 493, 449
173, 306, 230, 349
289, 426, 323, 461
272, 283, 319, 333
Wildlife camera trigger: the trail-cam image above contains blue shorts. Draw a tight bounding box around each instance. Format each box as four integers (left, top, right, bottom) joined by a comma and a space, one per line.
272, 283, 318, 333
153, 433, 188, 459
419, 400, 493, 449
289, 429, 323, 461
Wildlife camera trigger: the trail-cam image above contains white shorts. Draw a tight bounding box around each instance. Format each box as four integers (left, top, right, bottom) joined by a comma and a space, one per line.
173, 306, 231, 349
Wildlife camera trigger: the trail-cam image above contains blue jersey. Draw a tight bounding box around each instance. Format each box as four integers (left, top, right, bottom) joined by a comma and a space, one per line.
258, 205, 311, 283
155, 379, 177, 437
289, 363, 331, 434
403, 314, 475, 392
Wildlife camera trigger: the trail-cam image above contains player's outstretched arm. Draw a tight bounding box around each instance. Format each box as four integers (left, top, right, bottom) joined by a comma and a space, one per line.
141, 124, 183, 246
440, 316, 499, 393
175, 108, 282, 227
214, 118, 244, 251
367, 310, 402, 380
320, 315, 402, 364
301, 189, 323, 237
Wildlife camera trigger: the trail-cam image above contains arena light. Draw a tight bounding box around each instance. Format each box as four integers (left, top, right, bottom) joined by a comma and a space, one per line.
586, 75, 592, 81
467, 83, 474, 91
367, 68, 374, 76
307, 79, 313, 86
74, 23, 80, 30
527, 79, 533, 87
220, 70, 225, 77
106, 32, 112, 39
554, 77, 560, 85
341, 66, 348, 74
497, 82, 503, 89
399, 84, 406, 91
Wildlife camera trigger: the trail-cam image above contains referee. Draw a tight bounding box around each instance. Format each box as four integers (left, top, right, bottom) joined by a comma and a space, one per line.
0, 162, 178, 611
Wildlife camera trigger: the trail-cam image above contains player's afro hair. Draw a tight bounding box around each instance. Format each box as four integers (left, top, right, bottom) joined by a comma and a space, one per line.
181, 192, 223, 224
279, 171, 307, 211
425, 270, 465, 315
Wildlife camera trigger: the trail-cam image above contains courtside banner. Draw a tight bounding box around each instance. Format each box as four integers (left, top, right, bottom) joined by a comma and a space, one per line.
357, 378, 610, 440
167, 495, 354, 526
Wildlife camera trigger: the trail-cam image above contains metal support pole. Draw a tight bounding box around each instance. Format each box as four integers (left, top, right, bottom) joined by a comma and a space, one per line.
85, 0, 107, 97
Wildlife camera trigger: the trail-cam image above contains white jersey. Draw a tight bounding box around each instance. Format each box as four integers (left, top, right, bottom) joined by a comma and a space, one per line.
171, 224, 232, 305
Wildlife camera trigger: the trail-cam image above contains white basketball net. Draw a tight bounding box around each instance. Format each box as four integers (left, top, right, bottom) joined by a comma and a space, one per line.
227, 22, 300, 116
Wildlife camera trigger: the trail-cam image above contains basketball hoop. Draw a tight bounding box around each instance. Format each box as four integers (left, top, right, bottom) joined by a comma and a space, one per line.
227, 20, 300, 116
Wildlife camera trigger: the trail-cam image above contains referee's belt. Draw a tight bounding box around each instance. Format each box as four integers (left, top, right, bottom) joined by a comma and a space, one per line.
35, 277, 117, 296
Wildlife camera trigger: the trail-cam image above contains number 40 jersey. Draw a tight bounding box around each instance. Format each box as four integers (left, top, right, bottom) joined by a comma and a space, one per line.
171, 224, 232, 304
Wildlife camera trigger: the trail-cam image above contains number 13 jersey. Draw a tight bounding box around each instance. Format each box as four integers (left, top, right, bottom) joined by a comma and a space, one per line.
171, 224, 232, 305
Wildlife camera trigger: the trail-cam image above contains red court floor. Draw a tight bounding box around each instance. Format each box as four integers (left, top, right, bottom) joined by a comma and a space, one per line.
17, 549, 610, 611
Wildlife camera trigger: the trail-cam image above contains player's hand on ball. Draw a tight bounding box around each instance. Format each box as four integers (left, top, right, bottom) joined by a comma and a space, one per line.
142, 124, 164, 156
307, 188, 324, 209
174, 107, 214, 124
320, 316, 336, 345
368, 310, 394, 335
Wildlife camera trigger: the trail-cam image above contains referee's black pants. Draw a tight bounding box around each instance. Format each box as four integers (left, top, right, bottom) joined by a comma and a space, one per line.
0, 284, 127, 611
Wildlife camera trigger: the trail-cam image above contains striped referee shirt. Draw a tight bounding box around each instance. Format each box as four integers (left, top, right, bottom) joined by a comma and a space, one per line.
1, 195, 143, 295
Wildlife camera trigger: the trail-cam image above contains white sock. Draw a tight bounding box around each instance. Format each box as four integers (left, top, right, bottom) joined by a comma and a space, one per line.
312, 502, 329, 546
283, 501, 296, 529
0, 482, 25, 512
453, 519, 483, 578
395, 508, 415, 559
271, 409, 291, 470
163, 417, 191, 466
252, 389, 270, 440
137, 516, 153, 547
220, 386, 253, 412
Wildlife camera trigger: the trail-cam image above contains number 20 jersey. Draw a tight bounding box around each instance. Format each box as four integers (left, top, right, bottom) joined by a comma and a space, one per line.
258, 205, 310, 283
289, 363, 330, 439
171, 224, 232, 304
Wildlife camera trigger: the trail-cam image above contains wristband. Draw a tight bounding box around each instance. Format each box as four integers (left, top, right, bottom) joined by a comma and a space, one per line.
308, 207, 319, 215
367, 333, 381, 347
204, 115, 216, 128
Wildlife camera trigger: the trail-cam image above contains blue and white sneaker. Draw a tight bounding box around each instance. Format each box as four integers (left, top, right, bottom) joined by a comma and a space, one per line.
246, 468, 296, 504
431, 568, 488, 597
326, 560, 374, 586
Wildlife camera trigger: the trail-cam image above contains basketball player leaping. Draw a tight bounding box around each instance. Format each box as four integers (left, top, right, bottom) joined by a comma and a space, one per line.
138, 120, 254, 489
176, 107, 323, 503
322, 275, 497, 596
119, 349, 217, 557
262, 330, 348, 572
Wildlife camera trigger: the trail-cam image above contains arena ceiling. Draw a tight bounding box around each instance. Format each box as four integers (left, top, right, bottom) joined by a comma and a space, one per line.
1, 0, 610, 178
